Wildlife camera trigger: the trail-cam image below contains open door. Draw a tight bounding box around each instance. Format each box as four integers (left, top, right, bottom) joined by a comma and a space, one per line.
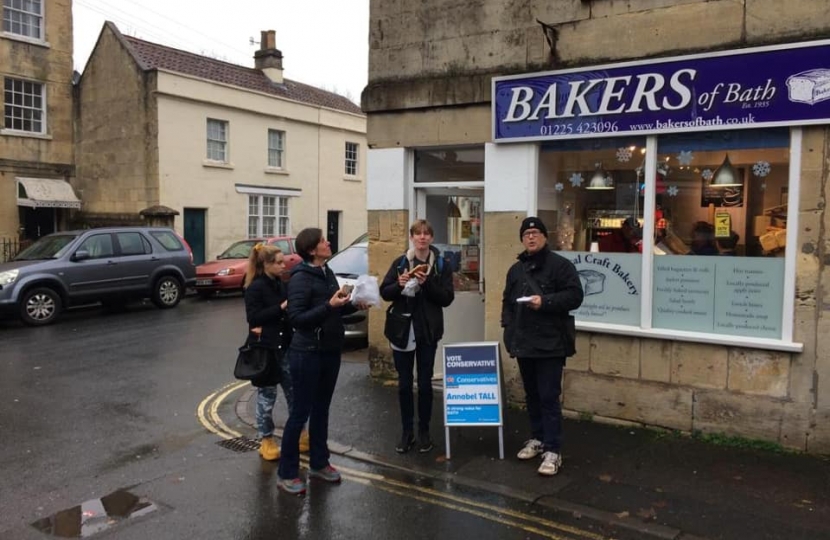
416, 189, 484, 379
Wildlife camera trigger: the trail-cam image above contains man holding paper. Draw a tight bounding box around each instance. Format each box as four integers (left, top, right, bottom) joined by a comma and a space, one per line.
501, 217, 584, 476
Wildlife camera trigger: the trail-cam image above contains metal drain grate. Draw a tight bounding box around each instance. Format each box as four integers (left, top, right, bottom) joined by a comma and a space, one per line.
217, 436, 260, 453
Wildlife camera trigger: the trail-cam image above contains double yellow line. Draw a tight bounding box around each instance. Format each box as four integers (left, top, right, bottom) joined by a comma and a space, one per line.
196, 380, 249, 439
196, 383, 611, 540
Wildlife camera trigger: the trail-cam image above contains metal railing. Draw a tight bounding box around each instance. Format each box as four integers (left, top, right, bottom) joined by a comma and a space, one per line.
1, 238, 27, 263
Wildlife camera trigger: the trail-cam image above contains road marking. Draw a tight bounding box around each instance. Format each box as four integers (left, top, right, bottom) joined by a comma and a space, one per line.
196, 381, 247, 439
198, 385, 612, 540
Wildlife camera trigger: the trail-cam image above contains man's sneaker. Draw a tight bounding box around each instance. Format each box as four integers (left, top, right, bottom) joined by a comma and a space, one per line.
258, 437, 280, 461
277, 477, 306, 495
395, 432, 415, 454
418, 431, 434, 453
517, 439, 543, 460
537, 451, 563, 476
299, 429, 310, 453
308, 465, 342, 483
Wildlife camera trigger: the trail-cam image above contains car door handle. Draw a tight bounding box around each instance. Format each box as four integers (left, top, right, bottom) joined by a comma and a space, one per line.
107, 260, 118, 265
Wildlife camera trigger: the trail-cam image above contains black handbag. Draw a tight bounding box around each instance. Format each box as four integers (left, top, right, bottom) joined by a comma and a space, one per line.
234, 335, 272, 381
383, 304, 412, 348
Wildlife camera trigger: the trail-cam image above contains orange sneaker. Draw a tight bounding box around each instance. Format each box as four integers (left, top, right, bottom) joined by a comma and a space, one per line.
259, 437, 280, 461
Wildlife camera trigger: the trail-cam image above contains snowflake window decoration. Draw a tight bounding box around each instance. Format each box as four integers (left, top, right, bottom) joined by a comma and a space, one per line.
554, 182, 564, 192
677, 151, 694, 166
569, 172, 584, 188
701, 168, 714, 181
752, 160, 771, 177
667, 185, 680, 197
616, 147, 633, 162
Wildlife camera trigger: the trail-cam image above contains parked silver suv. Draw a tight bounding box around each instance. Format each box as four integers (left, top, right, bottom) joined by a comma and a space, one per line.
0, 227, 196, 326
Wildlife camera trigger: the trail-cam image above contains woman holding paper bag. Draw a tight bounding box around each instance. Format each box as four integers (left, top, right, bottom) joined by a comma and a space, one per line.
380, 219, 454, 454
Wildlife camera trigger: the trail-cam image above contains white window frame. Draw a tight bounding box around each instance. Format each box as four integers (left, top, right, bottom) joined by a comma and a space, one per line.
267, 129, 285, 169
345, 141, 359, 176
2, 0, 43, 41
3, 76, 45, 134
206, 118, 228, 162
248, 194, 289, 238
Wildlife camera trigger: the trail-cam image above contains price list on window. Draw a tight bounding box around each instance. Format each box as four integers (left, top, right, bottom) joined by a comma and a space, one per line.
653, 256, 784, 339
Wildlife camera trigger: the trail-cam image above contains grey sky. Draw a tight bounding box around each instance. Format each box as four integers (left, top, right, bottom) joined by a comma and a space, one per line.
72, 0, 370, 103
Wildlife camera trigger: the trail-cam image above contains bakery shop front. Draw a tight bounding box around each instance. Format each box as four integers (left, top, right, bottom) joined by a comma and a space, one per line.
484, 39, 830, 449
491, 40, 830, 351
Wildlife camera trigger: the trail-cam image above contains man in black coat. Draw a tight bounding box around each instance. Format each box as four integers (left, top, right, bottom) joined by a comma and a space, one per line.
501, 217, 584, 476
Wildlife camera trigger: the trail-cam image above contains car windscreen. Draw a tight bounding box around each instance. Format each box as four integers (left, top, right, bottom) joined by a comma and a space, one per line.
14, 234, 78, 260
326, 244, 367, 278
218, 240, 259, 259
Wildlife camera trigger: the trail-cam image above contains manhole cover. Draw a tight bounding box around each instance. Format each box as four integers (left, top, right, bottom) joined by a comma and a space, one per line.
31, 489, 158, 537
217, 436, 260, 453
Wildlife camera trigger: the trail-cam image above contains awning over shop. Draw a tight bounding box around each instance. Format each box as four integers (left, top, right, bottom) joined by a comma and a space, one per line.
16, 177, 81, 209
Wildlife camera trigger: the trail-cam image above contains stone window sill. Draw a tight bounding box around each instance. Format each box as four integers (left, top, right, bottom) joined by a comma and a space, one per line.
1, 32, 50, 48
1, 129, 51, 140
203, 160, 234, 170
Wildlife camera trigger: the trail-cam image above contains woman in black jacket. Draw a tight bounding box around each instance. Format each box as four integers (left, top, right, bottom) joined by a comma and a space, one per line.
243, 243, 297, 462
380, 219, 454, 455
277, 228, 367, 495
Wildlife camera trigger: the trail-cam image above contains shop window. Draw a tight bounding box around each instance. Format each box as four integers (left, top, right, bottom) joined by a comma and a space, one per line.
538, 128, 791, 342
651, 129, 789, 338
539, 136, 647, 325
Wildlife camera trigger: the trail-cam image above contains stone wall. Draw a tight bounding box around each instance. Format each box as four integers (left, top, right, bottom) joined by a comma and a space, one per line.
75, 24, 158, 218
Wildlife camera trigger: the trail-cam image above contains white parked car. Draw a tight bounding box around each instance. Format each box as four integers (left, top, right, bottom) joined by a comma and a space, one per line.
327, 233, 368, 343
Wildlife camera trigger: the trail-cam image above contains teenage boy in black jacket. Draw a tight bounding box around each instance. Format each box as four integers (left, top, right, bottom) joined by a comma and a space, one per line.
380, 219, 454, 454
501, 217, 584, 476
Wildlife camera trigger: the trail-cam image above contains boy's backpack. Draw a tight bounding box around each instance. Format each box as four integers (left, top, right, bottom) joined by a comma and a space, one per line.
397, 252, 444, 275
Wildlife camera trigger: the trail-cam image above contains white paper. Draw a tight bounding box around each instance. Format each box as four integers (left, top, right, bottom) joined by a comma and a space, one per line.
516, 296, 534, 303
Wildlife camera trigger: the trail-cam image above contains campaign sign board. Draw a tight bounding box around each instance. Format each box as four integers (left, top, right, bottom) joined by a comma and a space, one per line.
443, 342, 502, 426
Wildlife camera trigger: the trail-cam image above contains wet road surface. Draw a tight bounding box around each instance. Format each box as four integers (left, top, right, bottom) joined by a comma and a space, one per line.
0, 297, 642, 540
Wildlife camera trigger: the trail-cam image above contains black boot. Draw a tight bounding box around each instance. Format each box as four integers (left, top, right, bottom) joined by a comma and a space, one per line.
395, 432, 415, 454
418, 430, 434, 453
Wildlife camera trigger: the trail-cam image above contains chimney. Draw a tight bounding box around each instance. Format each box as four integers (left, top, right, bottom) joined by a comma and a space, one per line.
254, 30, 283, 84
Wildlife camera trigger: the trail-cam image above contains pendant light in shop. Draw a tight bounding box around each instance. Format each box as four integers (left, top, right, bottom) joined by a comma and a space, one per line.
447, 196, 462, 218
585, 162, 614, 190
709, 154, 742, 187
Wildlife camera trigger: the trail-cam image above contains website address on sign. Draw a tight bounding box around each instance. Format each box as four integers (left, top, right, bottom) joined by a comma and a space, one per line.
537, 114, 758, 136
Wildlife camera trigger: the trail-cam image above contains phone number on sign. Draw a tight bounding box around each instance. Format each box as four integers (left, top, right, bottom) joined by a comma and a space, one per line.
540, 121, 619, 136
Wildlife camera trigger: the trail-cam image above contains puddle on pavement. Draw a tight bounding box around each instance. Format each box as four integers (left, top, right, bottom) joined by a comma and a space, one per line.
31, 489, 158, 537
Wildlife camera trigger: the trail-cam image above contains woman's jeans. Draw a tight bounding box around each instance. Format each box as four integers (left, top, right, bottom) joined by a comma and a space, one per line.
255, 352, 294, 438
393, 344, 437, 435
278, 348, 341, 479
517, 356, 565, 453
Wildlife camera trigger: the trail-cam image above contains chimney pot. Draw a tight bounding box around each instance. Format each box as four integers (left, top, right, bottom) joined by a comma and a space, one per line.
254, 29, 283, 83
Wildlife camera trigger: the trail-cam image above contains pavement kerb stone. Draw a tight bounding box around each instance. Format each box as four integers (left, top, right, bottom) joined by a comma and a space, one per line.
234, 387, 686, 540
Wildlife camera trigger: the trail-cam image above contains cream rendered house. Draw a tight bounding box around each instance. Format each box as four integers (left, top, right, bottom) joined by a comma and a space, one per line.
76, 23, 366, 264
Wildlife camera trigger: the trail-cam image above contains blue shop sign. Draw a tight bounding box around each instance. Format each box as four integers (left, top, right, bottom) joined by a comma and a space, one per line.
493, 40, 830, 142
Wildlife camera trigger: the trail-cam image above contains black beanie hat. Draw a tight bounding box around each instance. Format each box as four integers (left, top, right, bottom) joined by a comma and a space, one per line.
519, 216, 548, 240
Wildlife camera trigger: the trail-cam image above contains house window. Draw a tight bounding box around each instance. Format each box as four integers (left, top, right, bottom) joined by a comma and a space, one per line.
345, 141, 358, 175
3, 77, 44, 133
2, 0, 43, 40
268, 129, 285, 169
248, 195, 289, 238
206, 118, 228, 162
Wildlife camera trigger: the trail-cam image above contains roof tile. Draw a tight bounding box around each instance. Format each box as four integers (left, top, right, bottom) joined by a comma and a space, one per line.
122, 35, 363, 115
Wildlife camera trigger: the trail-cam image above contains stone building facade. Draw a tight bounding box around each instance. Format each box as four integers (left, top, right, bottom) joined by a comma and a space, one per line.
364, 0, 830, 453
75, 23, 367, 264
0, 0, 77, 255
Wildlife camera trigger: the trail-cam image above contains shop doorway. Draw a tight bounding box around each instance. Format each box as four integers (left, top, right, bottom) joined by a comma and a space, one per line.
19, 207, 55, 240
415, 188, 484, 379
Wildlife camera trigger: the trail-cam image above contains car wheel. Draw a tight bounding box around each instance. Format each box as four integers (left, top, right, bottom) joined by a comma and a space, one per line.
20, 287, 62, 326
152, 276, 183, 308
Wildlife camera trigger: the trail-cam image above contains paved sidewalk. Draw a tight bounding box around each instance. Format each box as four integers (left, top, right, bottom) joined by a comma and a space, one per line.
236, 353, 830, 540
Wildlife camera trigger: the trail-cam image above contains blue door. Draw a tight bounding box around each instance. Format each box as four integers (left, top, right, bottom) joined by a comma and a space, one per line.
183, 209, 206, 265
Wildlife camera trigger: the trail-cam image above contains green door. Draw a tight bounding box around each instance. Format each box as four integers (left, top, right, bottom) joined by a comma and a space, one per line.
183, 208, 206, 265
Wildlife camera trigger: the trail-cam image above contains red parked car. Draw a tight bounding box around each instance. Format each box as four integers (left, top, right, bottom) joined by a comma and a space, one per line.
194, 236, 300, 297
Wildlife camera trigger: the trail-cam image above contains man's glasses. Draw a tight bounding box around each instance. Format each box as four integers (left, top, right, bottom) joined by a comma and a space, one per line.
522, 230, 543, 239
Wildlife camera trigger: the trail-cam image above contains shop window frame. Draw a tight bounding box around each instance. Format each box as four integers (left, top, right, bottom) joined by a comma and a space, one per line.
545, 131, 802, 353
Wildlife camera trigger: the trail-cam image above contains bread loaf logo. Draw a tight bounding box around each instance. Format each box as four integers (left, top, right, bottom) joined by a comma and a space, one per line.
578, 269, 606, 296
787, 69, 830, 105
